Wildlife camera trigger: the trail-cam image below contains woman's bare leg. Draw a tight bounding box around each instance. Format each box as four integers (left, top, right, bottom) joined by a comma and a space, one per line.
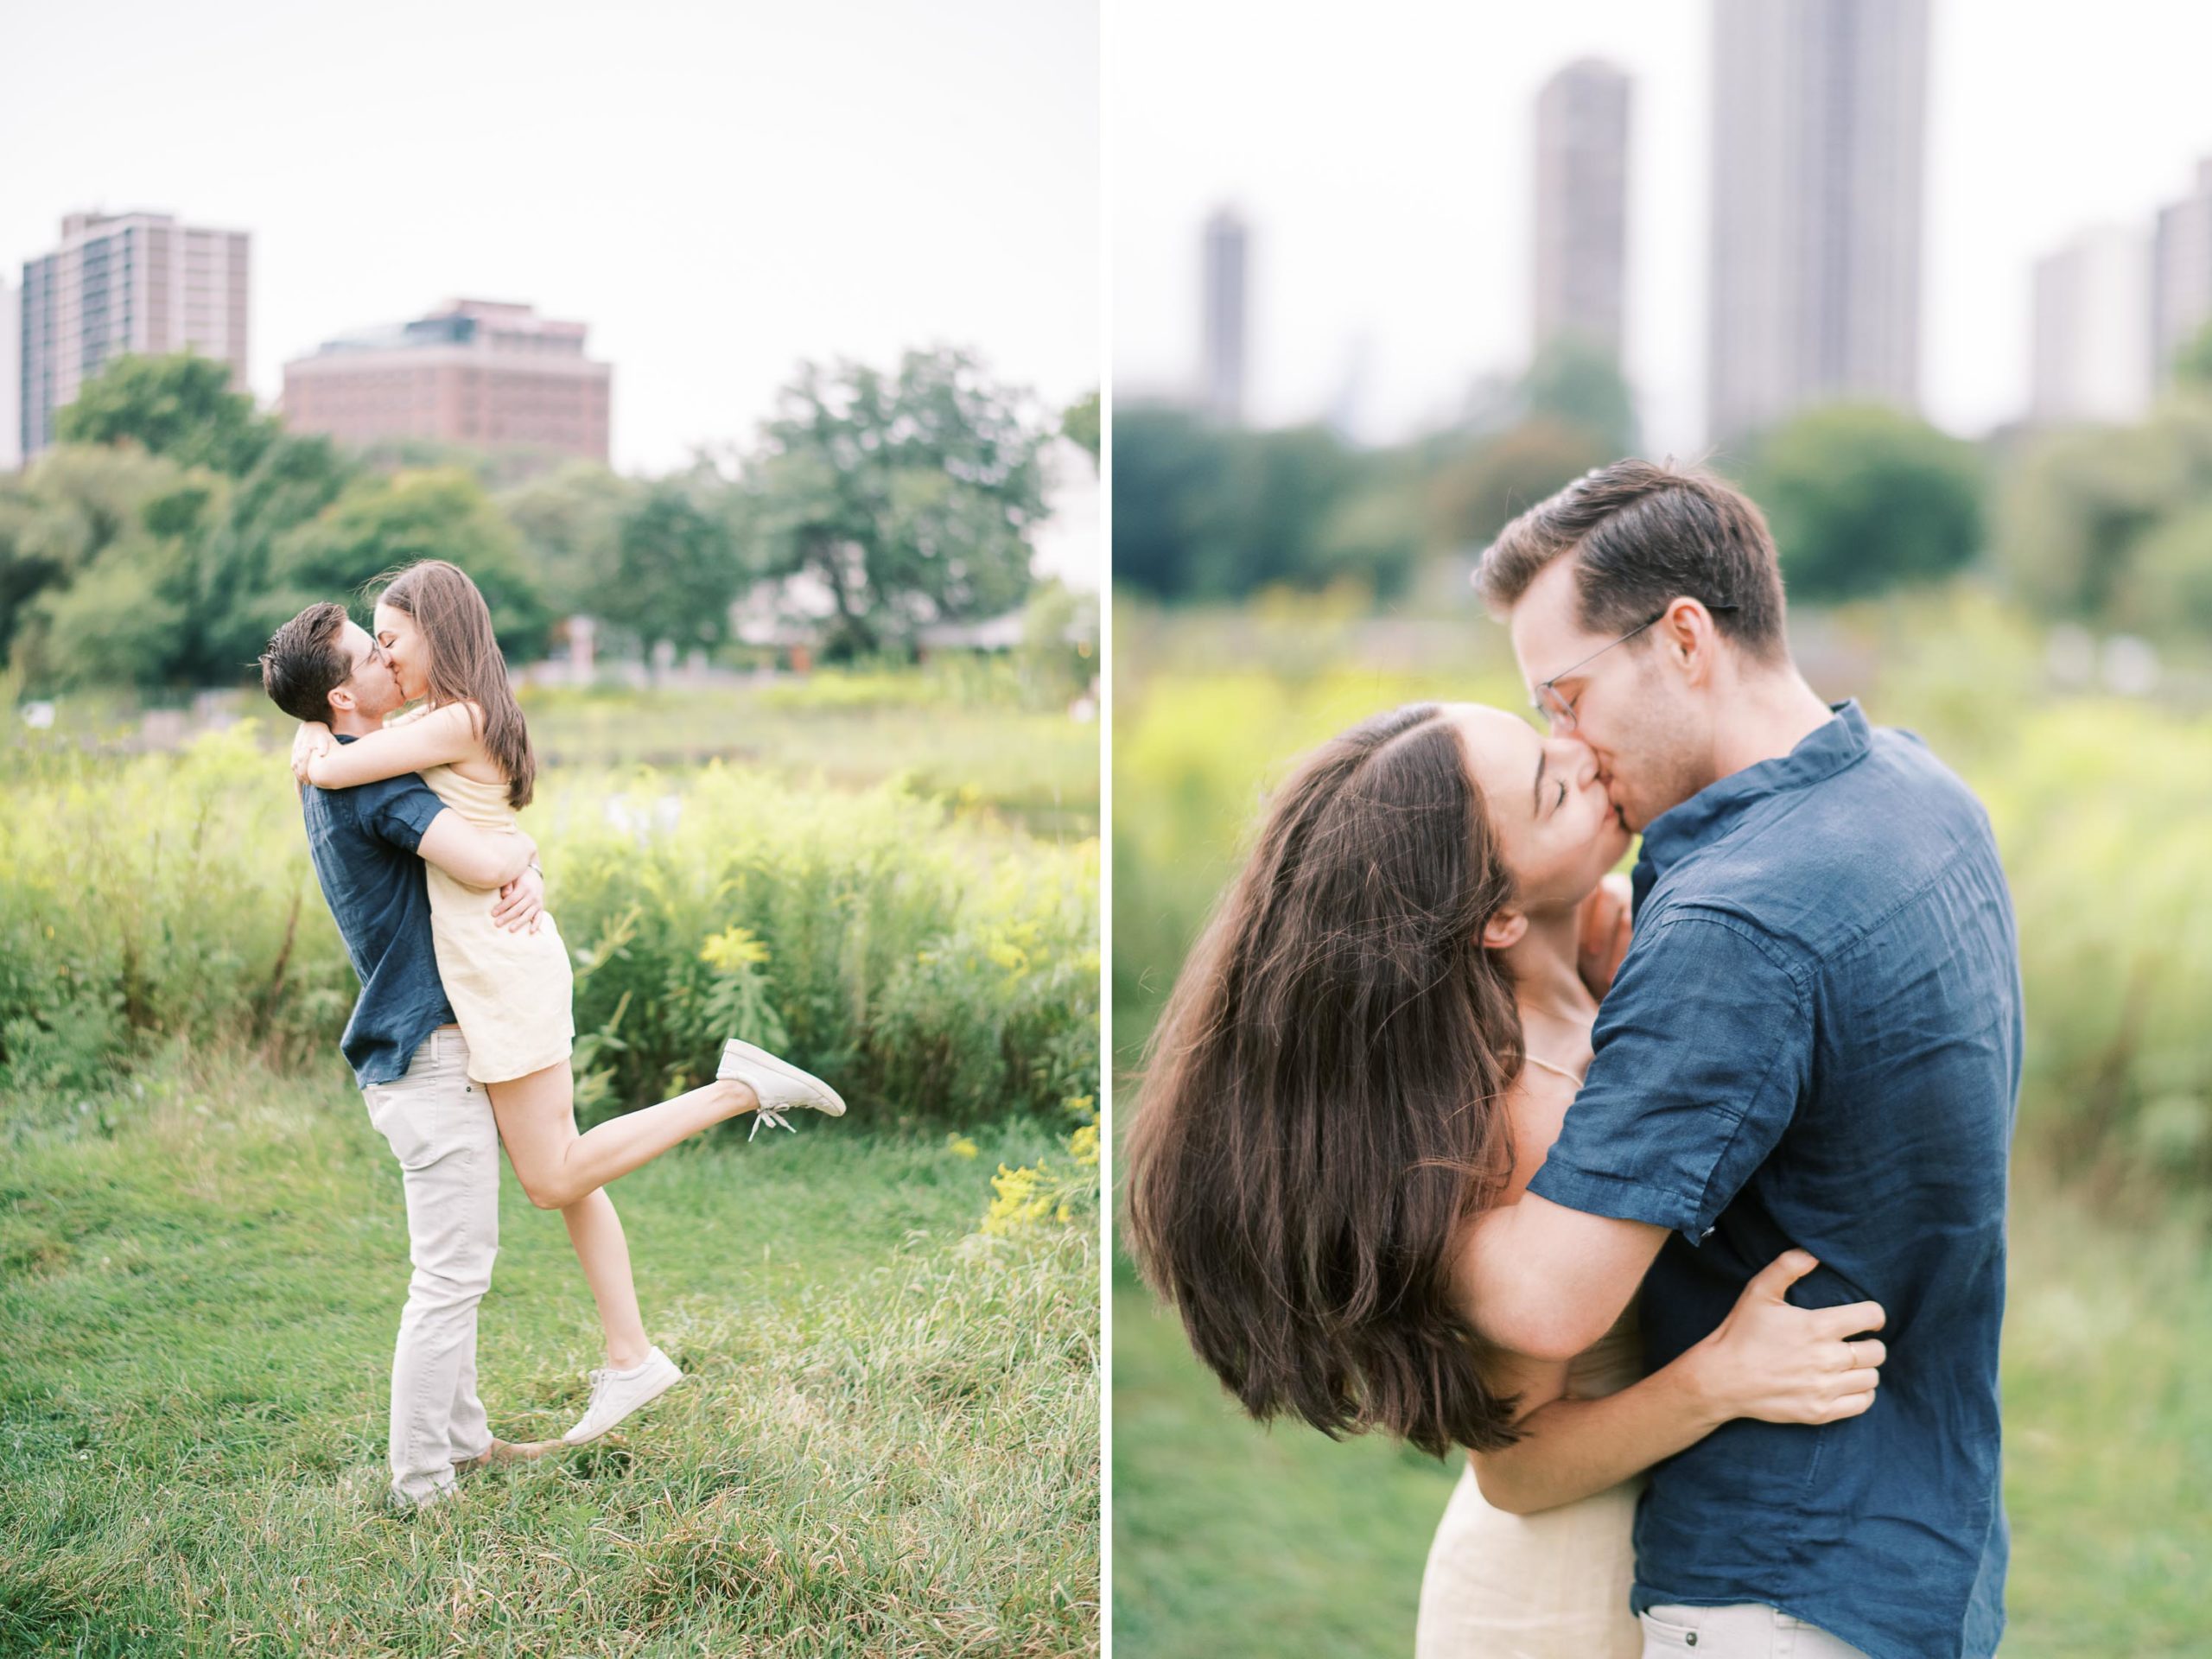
560, 1188, 650, 1370
485, 1062, 760, 1215
485, 1062, 760, 1369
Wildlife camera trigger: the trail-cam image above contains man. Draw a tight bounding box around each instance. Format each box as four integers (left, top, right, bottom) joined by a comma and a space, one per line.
1461, 461, 2019, 1659
259, 601, 556, 1513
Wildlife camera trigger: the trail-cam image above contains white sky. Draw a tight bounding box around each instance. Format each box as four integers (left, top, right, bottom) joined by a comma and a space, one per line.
2, 0, 1101, 486
1109, 0, 2212, 453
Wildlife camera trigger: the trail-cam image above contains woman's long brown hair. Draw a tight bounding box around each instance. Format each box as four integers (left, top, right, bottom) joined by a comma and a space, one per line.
1121, 703, 1529, 1458
375, 560, 537, 810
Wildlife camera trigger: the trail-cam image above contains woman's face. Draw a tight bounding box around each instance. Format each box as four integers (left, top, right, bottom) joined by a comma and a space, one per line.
1449, 702, 1631, 913
372, 600, 429, 703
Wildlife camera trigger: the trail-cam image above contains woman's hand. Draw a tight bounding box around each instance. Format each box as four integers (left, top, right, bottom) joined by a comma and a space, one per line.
290, 721, 334, 785
1681, 1249, 1887, 1427
1576, 871, 1634, 1000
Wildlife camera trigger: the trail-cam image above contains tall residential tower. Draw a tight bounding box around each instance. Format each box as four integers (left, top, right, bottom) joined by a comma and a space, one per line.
1706, 0, 1929, 448
18, 210, 251, 459
1200, 207, 1249, 423
1533, 58, 1630, 365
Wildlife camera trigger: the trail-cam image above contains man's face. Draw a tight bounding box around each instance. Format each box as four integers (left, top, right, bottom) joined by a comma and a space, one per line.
1505, 557, 1708, 834
329, 619, 405, 721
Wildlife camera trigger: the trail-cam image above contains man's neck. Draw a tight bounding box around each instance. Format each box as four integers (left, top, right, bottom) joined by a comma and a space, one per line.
1707, 664, 1836, 783
327, 707, 381, 738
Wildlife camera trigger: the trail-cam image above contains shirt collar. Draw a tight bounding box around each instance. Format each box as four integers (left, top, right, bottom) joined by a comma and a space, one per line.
1632, 699, 1871, 898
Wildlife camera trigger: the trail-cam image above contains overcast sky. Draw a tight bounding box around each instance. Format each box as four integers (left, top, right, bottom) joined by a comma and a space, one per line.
3, 0, 1100, 485
1110, 0, 2212, 454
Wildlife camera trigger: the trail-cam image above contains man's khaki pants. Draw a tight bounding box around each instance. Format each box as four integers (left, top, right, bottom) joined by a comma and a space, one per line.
1641, 1602, 1872, 1657
361, 1025, 499, 1508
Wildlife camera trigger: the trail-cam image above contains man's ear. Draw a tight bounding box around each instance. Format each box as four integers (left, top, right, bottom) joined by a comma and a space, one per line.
325, 683, 355, 716
1661, 597, 1718, 687
1482, 908, 1529, 952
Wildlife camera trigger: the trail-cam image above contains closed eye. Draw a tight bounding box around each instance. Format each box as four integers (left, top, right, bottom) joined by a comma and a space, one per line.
1555, 779, 1567, 811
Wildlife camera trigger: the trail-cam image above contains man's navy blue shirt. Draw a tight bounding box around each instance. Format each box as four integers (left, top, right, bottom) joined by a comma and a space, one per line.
1525, 701, 2019, 1659
298, 736, 455, 1089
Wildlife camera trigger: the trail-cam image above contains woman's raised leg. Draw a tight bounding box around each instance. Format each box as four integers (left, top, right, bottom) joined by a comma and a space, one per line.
484, 1060, 759, 1215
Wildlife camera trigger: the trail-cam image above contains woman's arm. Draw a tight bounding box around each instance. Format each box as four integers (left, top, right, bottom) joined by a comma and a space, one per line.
293, 701, 483, 790
1470, 1248, 1886, 1516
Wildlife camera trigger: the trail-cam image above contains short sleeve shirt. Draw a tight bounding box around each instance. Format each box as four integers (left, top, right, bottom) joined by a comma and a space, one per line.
298, 738, 457, 1088
1526, 701, 2020, 1659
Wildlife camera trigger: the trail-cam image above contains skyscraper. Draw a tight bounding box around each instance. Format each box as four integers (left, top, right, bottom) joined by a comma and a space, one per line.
1200, 207, 1249, 423
2152, 158, 2212, 385
18, 211, 251, 459
2, 276, 21, 474
1706, 0, 1929, 448
1533, 58, 1630, 365
2031, 226, 2152, 427
281, 299, 613, 463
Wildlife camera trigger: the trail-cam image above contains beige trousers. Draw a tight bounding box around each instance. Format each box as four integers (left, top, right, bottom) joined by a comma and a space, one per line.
360, 1025, 499, 1507
1640, 1601, 1872, 1657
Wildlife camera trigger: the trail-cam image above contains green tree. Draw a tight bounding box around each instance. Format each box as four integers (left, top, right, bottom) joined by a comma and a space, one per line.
0, 446, 213, 683
2173, 317, 2212, 391
1062, 389, 1101, 467
1743, 405, 1986, 602
499, 462, 638, 617
1519, 335, 1640, 456
55, 352, 276, 477
592, 480, 744, 671
1109, 404, 1237, 602
1429, 418, 1614, 554
275, 468, 553, 661
180, 432, 359, 684
1993, 402, 2212, 624
747, 348, 1049, 658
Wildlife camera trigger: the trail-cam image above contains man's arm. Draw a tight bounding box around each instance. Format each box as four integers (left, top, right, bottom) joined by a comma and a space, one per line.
1461, 911, 1814, 1359
416, 809, 536, 890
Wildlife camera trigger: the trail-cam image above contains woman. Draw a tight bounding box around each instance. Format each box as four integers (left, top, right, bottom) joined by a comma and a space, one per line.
1121, 702, 1885, 1657
289, 559, 848, 1446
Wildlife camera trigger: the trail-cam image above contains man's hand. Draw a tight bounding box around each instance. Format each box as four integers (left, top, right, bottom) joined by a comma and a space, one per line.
1576, 871, 1634, 1001
290, 720, 334, 785
492, 863, 545, 934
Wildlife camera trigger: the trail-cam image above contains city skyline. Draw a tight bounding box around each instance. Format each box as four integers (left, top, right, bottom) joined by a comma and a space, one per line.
1114, 0, 2212, 453
2, 0, 1099, 478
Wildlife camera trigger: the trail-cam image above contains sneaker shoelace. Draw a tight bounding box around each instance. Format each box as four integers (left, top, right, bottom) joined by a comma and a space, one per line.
748, 1103, 796, 1141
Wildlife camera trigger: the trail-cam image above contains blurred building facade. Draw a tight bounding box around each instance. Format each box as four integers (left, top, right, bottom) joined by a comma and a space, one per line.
1533, 58, 1630, 365
2152, 157, 2212, 385
1706, 0, 1929, 447
1, 276, 20, 473
17, 210, 251, 459
1201, 207, 1249, 423
2031, 225, 2152, 426
282, 299, 611, 461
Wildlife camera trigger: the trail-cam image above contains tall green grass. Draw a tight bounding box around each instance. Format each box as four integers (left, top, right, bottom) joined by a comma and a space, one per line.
0, 723, 1098, 1133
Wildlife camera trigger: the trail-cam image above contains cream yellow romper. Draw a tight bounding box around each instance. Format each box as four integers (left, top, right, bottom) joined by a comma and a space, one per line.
417, 763, 575, 1085
1413, 1300, 1647, 1659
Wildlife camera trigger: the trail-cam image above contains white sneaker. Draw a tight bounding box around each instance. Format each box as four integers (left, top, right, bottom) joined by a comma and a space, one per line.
716, 1039, 848, 1141
562, 1346, 684, 1446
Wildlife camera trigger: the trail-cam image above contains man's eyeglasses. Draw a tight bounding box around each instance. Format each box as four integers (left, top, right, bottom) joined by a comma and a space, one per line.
1532, 602, 1740, 734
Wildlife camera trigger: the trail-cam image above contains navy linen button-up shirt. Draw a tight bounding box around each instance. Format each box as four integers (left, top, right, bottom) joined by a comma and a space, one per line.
1525, 700, 2019, 1659
298, 736, 458, 1090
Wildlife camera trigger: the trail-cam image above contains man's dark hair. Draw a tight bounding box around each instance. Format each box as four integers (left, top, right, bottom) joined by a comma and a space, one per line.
258, 601, 353, 724
1473, 459, 1789, 664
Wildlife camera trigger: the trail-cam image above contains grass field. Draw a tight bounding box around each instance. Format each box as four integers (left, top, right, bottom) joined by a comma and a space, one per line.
2, 1051, 1099, 1657
1111, 1174, 2212, 1659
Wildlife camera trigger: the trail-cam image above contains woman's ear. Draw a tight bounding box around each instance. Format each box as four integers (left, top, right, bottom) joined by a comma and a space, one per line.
1481, 908, 1529, 952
